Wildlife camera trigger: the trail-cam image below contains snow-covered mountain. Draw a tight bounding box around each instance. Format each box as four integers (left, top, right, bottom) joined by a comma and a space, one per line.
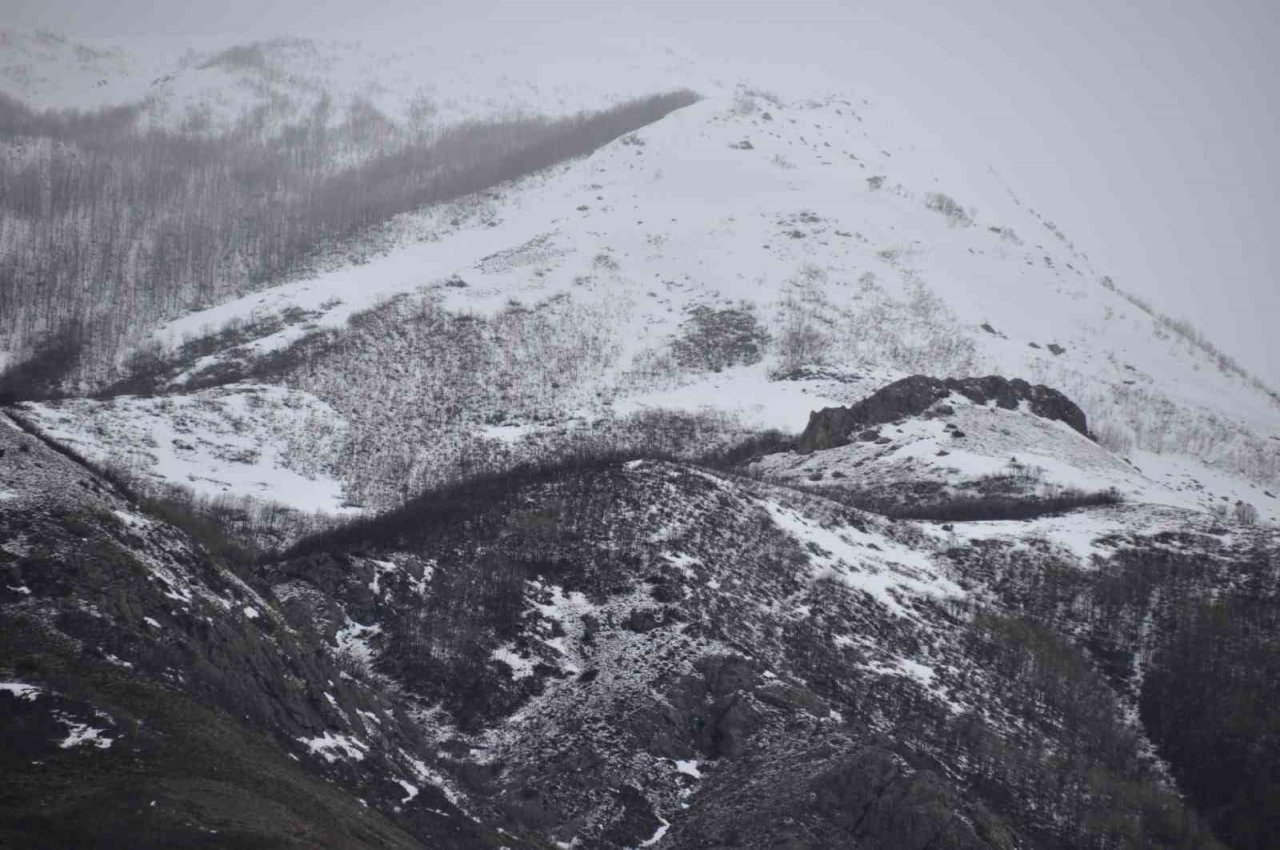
5, 29, 1275, 523
2, 25, 1279, 850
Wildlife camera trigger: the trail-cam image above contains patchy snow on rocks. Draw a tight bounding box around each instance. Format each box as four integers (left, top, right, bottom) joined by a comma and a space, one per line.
0, 682, 43, 701
298, 731, 369, 764
58, 722, 114, 750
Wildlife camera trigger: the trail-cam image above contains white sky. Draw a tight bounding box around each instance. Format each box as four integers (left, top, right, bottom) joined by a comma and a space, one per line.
5, 0, 1277, 385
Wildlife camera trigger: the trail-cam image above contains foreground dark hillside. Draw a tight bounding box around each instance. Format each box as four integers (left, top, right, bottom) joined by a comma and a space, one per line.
2, 390, 1276, 848
0, 414, 506, 848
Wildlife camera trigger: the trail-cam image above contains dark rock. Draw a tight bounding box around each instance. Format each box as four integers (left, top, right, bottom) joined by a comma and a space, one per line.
601, 785, 662, 848
798, 376, 951, 453
622, 607, 666, 633
798, 375, 1089, 452
1047, 343, 1066, 355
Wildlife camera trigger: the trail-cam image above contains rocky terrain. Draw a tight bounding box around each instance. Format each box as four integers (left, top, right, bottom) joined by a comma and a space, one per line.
4, 379, 1278, 848
2, 24, 1278, 850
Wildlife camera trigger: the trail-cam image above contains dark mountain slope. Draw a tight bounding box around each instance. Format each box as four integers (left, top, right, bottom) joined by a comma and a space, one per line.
268, 457, 1230, 849
3, 388, 1276, 848
0, 415, 506, 848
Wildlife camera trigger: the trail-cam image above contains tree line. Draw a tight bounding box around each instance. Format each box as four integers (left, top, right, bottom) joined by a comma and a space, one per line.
0, 88, 699, 392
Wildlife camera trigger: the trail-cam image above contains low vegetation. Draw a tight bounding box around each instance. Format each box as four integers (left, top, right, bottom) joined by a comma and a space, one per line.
0, 88, 699, 389
883, 488, 1122, 522
671, 304, 771, 372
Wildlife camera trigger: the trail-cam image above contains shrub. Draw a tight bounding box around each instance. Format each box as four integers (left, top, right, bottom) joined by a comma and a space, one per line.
671, 304, 771, 372
924, 192, 973, 226
821, 488, 1122, 522
1232, 501, 1259, 525
0, 320, 86, 403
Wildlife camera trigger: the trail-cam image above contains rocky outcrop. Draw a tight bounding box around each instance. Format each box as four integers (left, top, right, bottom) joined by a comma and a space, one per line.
797, 375, 1090, 453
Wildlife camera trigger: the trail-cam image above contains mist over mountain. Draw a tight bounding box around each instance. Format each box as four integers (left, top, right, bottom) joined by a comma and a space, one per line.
1, 8, 1277, 849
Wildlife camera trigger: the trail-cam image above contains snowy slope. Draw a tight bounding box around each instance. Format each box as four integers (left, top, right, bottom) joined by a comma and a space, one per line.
113, 92, 1278, 513
7, 26, 1277, 520
18, 384, 356, 513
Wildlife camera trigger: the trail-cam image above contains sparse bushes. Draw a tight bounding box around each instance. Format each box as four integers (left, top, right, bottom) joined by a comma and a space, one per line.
1233, 500, 1259, 525
773, 266, 978, 378
774, 265, 836, 374
137, 486, 265, 570
924, 192, 974, 226
1080, 384, 1280, 488
1099, 275, 1280, 405
671, 304, 771, 372
731, 86, 782, 116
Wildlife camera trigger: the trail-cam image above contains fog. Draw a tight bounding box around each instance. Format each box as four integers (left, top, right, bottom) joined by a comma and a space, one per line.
6, 0, 1277, 385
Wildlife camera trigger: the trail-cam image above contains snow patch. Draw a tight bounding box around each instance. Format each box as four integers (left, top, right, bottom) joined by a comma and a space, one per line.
298, 731, 369, 764
491, 644, 536, 680
59, 723, 113, 749
760, 498, 961, 617
674, 759, 703, 779
395, 778, 420, 804
0, 682, 42, 701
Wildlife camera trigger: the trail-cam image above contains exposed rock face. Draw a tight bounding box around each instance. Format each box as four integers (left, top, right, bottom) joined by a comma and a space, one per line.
797, 375, 1090, 453
947, 376, 1089, 437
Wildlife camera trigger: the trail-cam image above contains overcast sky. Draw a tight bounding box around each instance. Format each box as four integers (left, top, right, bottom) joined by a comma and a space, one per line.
6, 0, 1278, 385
